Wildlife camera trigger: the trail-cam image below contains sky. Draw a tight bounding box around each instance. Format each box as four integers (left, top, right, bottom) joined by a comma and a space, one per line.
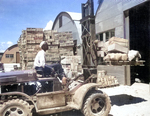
0, 0, 99, 52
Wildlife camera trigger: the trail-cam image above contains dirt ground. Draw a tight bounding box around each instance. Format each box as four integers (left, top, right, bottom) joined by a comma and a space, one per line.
104, 83, 150, 116
43, 82, 150, 116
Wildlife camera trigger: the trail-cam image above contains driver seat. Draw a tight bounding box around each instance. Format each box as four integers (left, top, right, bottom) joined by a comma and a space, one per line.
36, 68, 44, 78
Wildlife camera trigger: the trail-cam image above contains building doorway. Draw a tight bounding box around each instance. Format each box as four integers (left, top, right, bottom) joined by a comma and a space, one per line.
129, 2, 150, 83
16, 52, 20, 63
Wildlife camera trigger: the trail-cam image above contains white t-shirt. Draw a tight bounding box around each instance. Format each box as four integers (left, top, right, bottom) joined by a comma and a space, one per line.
34, 50, 46, 68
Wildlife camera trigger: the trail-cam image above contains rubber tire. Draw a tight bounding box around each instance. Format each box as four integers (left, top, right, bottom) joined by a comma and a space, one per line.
0, 99, 32, 116
82, 91, 111, 116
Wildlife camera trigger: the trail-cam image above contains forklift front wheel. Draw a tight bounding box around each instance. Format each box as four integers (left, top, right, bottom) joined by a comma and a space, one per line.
0, 99, 32, 116
82, 91, 111, 116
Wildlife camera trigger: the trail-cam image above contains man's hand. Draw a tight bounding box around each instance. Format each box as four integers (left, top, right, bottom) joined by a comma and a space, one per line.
62, 77, 67, 85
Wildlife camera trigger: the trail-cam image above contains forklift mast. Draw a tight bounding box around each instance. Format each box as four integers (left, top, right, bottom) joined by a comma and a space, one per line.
80, 0, 97, 79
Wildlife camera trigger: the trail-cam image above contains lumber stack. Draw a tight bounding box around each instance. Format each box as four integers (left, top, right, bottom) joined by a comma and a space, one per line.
18, 28, 75, 70
44, 30, 74, 65
95, 37, 129, 58
95, 37, 129, 63
18, 28, 43, 69
97, 70, 119, 87
95, 37, 142, 65
61, 56, 83, 79
44, 30, 59, 64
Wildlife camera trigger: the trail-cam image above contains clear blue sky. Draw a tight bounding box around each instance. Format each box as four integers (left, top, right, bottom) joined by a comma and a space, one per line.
0, 0, 99, 52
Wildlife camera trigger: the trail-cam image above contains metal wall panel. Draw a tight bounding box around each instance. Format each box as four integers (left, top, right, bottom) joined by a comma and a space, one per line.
96, 2, 122, 23
115, 25, 124, 38
96, 14, 124, 34
122, 0, 148, 11
95, 0, 148, 35
62, 16, 71, 26
96, 0, 121, 14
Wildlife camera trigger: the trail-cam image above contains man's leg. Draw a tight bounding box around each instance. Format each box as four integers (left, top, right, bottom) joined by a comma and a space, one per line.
35, 67, 43, 75
43, 65, 54, 76
49, 63, 63, 73
50, 63, 65, 78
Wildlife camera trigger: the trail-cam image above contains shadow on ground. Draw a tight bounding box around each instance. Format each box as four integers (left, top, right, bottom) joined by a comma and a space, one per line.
110, 94, 147, 106
59, 110, 84, 116
34, 110, 84, 116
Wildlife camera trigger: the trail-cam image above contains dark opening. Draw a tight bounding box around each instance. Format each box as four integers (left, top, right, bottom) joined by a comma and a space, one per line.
59, 16, 62, 28
129, 2, 150, 83
73, 40, 77, 55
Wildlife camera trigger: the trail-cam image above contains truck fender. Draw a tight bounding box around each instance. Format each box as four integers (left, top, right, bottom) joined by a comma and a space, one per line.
72, 83, 100, 110
0, 92, 34, 104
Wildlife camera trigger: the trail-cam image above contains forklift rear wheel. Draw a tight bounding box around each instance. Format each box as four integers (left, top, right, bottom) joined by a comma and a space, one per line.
82, 91, 111, 116
0, 99, 32, 116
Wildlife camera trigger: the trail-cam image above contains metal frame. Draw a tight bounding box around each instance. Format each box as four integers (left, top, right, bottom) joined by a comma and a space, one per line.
81, 0, 97, 78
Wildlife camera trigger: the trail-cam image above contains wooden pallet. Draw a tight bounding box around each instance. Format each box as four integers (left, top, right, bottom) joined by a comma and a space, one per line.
104, 60, 145, 66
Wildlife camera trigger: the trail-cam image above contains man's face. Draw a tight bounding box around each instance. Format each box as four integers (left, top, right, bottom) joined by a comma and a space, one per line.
45, 43, 48, 50
42, 43, 48, 51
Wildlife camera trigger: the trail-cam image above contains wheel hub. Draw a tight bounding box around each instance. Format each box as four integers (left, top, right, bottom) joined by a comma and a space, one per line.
91, 97, 105, 114
4, 107, 25, 116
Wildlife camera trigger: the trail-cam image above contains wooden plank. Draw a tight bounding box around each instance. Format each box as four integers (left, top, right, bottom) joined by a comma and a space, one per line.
82, 65, 96, 69
104, 60, 145, 66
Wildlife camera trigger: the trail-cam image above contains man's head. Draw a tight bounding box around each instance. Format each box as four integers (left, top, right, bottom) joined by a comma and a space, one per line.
40, 41, 48, 51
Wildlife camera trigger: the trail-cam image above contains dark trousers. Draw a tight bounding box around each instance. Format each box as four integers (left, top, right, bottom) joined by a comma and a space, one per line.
35, 63, 64, 78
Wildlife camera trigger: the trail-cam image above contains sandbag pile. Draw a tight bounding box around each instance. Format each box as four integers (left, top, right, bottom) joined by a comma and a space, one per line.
95, 37, 141, 62
18, 28, 75, 70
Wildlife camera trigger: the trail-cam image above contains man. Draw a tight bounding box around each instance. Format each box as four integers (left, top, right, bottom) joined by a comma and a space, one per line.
34, 41, 66, 82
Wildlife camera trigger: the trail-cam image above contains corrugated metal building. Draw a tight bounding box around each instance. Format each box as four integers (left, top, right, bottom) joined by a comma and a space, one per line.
95, 0, 150, 84
52, 12, 82, 56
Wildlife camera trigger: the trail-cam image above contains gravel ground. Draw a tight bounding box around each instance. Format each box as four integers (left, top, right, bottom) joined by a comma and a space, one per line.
41, 83, 150, 116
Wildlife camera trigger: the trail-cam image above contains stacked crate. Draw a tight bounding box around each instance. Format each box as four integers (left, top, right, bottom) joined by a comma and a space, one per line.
18, 29, 75, 69
59, 32, 74, 56
18, 30, 26, 69
44, 30, 59, 64
25, 28, 43, 69
43, 30, 74, 65
61, 56, 83, 78
18, 28, 43, 69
